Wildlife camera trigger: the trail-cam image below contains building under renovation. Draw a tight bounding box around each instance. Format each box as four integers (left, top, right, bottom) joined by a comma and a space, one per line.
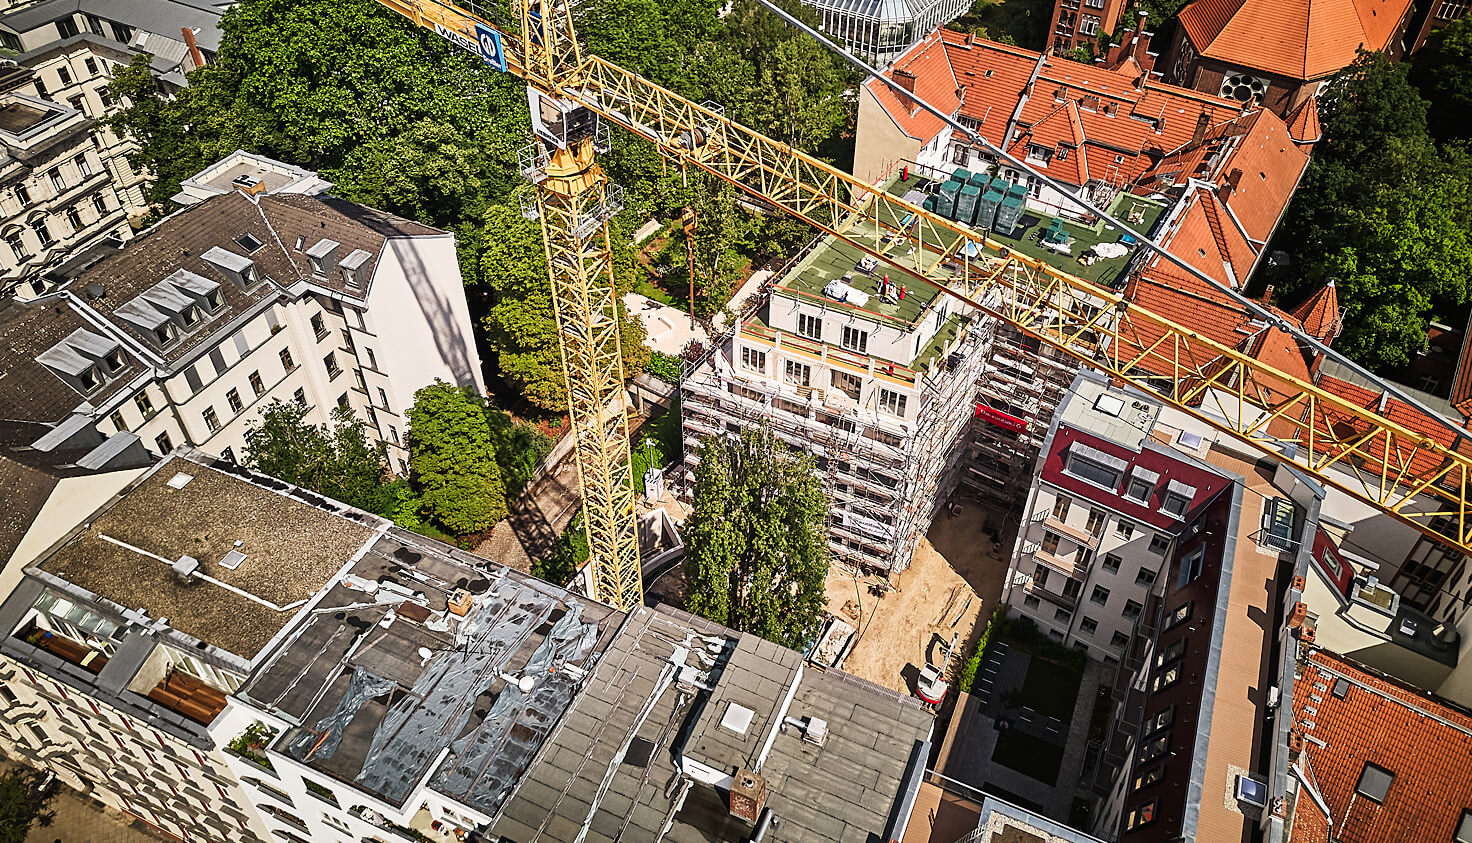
680, 196, 988, 574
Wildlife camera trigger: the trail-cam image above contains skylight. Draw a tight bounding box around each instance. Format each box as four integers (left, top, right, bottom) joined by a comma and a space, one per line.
1354, 762, 1394, 803
236, 233, 265, 253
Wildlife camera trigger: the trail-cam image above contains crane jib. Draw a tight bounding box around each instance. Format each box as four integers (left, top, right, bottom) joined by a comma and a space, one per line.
431, 19, 508, 72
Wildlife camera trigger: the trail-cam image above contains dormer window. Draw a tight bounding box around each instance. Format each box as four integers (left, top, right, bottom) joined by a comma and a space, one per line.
201, 245, 262, 290
36, 327, 127, 393
340, 248, 371, 289
306, 238, 340, 279
154, 322, 178, 346
181, 305, 201, 327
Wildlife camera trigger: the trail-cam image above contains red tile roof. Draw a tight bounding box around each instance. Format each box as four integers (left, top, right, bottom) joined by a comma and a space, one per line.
1289, 280, 1341, 343
1284, 96, 1323, 144
1178, 0, 1416, 81
869, 30, 1245, 188
1290, 649, 1472, 843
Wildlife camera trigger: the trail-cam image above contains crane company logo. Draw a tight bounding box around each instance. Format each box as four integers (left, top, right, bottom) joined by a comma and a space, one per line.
432, 21, 506, 72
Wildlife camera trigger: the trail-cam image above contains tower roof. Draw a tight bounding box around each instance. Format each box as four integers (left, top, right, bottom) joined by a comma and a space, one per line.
1284, 96, 1322, 144
1290, 279, 1341, 343
1178, 0, 1414, 81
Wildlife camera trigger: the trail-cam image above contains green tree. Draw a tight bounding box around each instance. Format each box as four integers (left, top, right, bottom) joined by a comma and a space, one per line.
406, 381, 507, 534
0, 767, 56, 843
485, 406, 555, 497
1410, 17, 1472, 142
1315, 50, 1428, 162
683, 426, 829, 648
243, 402, 395, 514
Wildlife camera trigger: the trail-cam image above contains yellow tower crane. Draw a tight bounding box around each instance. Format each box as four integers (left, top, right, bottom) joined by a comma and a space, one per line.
377, 0, 1472, 607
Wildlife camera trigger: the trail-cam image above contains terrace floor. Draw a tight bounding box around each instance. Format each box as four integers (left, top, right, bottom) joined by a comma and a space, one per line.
147, 671, 228, 725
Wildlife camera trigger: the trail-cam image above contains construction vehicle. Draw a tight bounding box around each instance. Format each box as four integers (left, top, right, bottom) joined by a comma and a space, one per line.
374, 0, 1472, 612
917, 632, 958, 706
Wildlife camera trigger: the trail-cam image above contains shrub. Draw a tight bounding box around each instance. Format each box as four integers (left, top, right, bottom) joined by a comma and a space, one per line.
646, 350, 683, 384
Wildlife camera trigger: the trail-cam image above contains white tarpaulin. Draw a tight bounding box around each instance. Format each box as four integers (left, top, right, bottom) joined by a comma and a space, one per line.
1090, 241, 1130, 259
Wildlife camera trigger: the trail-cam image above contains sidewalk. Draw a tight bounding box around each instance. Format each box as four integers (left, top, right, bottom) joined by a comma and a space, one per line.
2, 757, 164, 843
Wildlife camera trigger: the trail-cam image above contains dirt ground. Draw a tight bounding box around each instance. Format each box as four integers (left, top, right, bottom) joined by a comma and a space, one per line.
829, 500, 1014, 696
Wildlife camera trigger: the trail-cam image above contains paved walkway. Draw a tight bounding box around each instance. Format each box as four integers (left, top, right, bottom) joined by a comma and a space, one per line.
2, 757, 164, 843
622, 292, 707, 355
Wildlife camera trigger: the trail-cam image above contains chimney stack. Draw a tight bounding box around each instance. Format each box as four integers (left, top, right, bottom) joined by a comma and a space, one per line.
1262, 285, 1274, 305
892, 68, 919, 113
1193, 110, 1212, 145
181, 27, 206, 71
729, 769, 767, 823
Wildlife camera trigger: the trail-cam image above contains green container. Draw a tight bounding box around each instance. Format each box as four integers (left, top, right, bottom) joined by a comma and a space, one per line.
922, 195, 936, 213
968, 173, 991, 191
936, 180, 962, 218
954, 183, 982, 225
977, 187, 1004, 230
995, 194, 1025, 234
1006, 181, 1028, 201
952, 168, 973, 185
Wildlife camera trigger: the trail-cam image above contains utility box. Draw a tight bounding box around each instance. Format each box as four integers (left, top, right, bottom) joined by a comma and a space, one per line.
729, 768, 767, 823
643, 465, 665, 503
447, 589, 474, 617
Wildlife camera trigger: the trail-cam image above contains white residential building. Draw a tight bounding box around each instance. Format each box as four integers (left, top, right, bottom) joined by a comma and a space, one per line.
1, 152, 485, 474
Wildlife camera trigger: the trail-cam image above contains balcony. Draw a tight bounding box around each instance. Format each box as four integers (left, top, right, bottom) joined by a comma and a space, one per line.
1025, 580, 1080, 609
15, 623, 108, 674
146, 671, 227, 725
1042, 515, 1100, 547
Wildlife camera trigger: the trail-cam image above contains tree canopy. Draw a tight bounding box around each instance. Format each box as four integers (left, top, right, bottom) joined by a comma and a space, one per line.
0, 768, 56, 843
243, 402, 396, 514
683, 426, 829, 648
407, 381, 508, 534
1409, 17, 1472, 143
1275, 50, 1472, 369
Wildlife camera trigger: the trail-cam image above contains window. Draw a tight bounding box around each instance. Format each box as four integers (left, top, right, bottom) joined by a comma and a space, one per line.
155, 432, 173, 453
221, 447, 235, 463
1103, 553, 1121, 573
1149, 534, 1169, 554
783, 359, 810, 387
1126, 476, 1154, 502
248, 371, 265, 396
1262, 498, 1296, 551
135, 392, 154, 416
65, 207, 83, 231
1133, 766, 1163, 791
1165, 602, 1193, 630
293, 388, 306, 407
366, 347, 378, 370
1135, 567, 1157, 587
1148, 641, 1186, 675
323, 352, 341, 380
153, 321, 178, 346
1067, 447, 1124, 487
355, 370, 367, 391
1041, 531, 1061, 555
112, 23, 134, 42
1145, 706, 1174, 733
1150, 664, 1181, 693
1355, 763, 1394, 803
1090, 585, 1110, 606
91, 193, 107, 216
85, 57, 99, 75
57, 17, 80, 39
841, 325, 869, 353
1124, 800, 1157, 830
109, 410, 126, 432
1116, 520, 1135, 540
1176, 547, 1205, 589
1162, 491, 1190, 518
1085, 508, 1106, 537
310, 313, 327, 340
1079, 616, 1098, 635
1137, 733, 1168, 763
878, 388, 907, 417
180, 305, 201, 328
1024, 595, 1041, 609
34, 219, 53, 247
1052, 494, 1072, 521
279, 348, 296, 372
34, 77, 48, 98
202, 407, 219, 432
741, 347, 766, 372
1111, 631, 1129, 649
338, 392, 350, 409
378, 387, 389, 408
1054, 608, 1072, 623
797, 313, 822, 340
1123, 599, 1143, 620
4, 230, 27, 261
48, 168, 65, 192
389, 425, 400, 445
226, 388, 243, 413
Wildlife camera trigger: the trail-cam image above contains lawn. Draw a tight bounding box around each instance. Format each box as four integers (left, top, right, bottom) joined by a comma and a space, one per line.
991, 728, 1064, 786
1019, 657, 1083, 721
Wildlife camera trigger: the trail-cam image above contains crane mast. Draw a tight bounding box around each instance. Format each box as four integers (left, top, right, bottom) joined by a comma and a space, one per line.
375, 0, 1472, 570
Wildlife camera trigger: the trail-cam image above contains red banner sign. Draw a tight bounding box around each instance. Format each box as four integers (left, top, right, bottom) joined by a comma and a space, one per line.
976, 404, 1026, 432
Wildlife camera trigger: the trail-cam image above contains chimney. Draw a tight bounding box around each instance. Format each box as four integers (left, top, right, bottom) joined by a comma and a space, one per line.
1133, 14, 1157, 73
892, 68, 919, 113
729, 768, 767, 823
1262, 285, 1274, 305
1193, 110, 1212, 145
181, 27, 206, 70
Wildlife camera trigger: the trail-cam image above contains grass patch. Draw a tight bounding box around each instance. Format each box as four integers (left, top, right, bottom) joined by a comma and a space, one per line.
1019, 657, 1083, 720
630, 395, 683, 486
991, 728, 1064, 785
634, 276, 679, 308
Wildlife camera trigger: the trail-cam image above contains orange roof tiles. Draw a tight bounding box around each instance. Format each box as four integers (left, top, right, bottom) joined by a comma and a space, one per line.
1284, 97, 1322, 144
1289, 280, 1341, 343
1211, 110, 1311, 244
1178, 0, 1416, 81
1291, 650, 1472, 843
864, 31, 964, 143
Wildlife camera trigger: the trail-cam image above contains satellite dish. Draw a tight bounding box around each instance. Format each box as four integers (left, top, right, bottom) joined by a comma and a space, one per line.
417, 647, 433, 664
518, 675, 536, 694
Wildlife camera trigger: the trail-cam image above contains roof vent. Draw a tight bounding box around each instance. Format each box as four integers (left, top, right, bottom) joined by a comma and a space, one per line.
219, 550, 246, 570
166, 472, 194, 489
172, 555, 200, 581
803, 716, 828, 745
721, 702, 755, 735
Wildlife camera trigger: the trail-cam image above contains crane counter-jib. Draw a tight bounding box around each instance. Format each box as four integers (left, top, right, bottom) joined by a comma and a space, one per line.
373, 0, 1472, 556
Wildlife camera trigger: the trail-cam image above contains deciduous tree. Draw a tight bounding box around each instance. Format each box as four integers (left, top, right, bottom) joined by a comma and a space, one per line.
683, 426, 829, 648
406, 381, 508, 534
0, 768, 56, 843
243, 402, 395, 514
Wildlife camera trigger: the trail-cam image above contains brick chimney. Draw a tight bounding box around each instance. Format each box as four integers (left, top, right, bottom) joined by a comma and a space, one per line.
893, 68, 919, 113
1262, 284, 1274, 305
1193, 110, 1212, 145
729, 769, 767, 823
181, 27, 206, 71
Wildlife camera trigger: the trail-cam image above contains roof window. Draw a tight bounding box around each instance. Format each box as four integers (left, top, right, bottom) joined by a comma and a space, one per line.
236, 233, 265, 253
1455, 810, 1472, 843
1354, 762, 1394, 803
1331, 677, 1349, 699
202, 245, 262, 290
